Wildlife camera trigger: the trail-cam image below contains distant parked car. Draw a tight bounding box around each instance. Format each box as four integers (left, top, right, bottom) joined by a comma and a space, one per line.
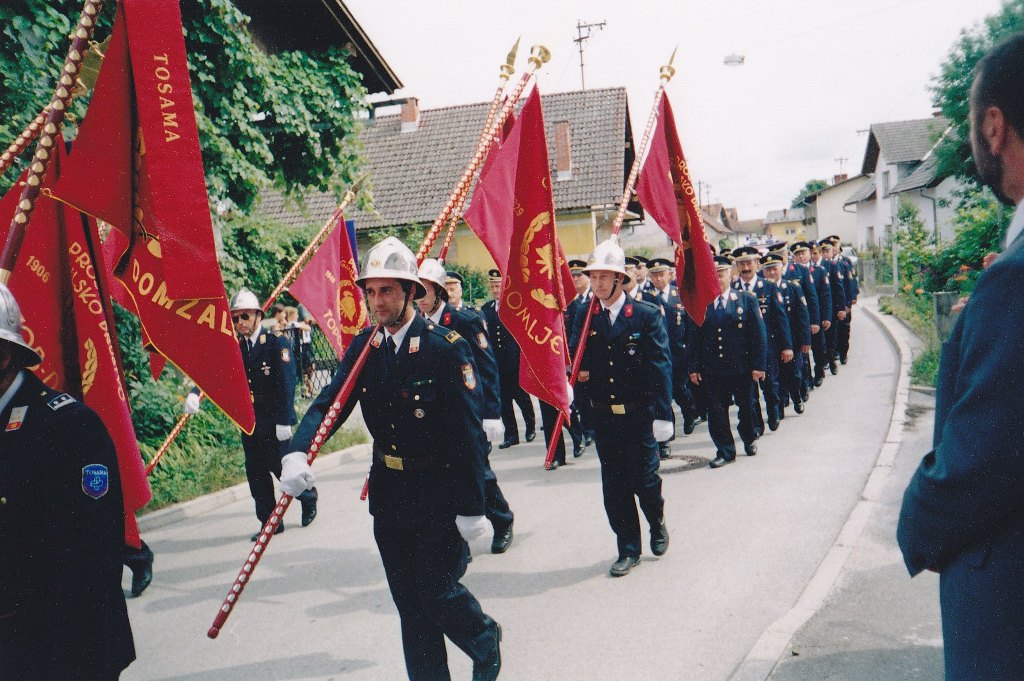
842, 245, 859, 267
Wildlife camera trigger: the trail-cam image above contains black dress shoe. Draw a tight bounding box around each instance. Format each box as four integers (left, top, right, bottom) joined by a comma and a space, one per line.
251, 522, 285, 542
683, 419, 696, 435
583, 433, 594, 447
651, 521, 669, 556
609, 555, 640, 577
498, 438, 519, 450
829, 360, 838, 375
301, 498, 318, 527
573, 442, 585, 457
658, 442, 671, 459
814, 376, 824, 387
547, 459, 561, 470
794, 401, 804, 414
840, 356, 848, 365
472, 622, 502, 681
491, 524, 514, 554
768, 415, 780, 432
708, 455, 732, 468
745, 442, 758, 456
800, 390, 810, 402
125, 541, 154, 598
524, 430, 536, 443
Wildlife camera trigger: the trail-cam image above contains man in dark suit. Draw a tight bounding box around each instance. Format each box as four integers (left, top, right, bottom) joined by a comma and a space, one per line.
826, 234, 858, 364
230, 287, 317, 540
480, 271, 536, 449
565, 260, 594, 450
0, 283, 136, 679
689, 256, 767, 468
418, 259, 515, 553
783, 242, 820, 399
570, 239, 673, 577
761, 252, 811, 417
812, 241, 846, 376
283, 237, 502, 681
898, 33, 1024, 681
731, 246, 792, 432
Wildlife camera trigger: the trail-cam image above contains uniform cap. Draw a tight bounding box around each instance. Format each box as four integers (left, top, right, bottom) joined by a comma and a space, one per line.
568, 259, 588, 274
714, 255, 734, 271
826, 234, 842, 245
583, 238, 632, 283
624, 256, 640, 268
487, 268, 503, 282
789, 241, 811, 254
731, 246, 761, 263
760, 252, 785, 267
0, 283, 43, 367
632, 255, 650, 266
229, 287, 261, 312
647, 257, 673, 273
817, 239, 835, 249
356, 236, 427, 298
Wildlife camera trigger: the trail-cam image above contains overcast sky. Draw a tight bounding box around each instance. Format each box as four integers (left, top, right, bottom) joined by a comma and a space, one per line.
346, 0, 1006, 220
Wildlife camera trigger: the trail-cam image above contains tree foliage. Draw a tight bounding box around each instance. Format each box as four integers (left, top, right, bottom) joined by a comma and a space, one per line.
932, 0, 1024, 185
0, 0, 369, 212
791, 178, 829, 208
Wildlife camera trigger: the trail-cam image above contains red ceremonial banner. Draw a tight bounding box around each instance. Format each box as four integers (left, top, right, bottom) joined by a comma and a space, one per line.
482, 87, 572, 418
53, 0, 221, 299
289, 215, 368, 359
634, 94, 720, 326
2, 140, 151, 546
49, 1, 255, 433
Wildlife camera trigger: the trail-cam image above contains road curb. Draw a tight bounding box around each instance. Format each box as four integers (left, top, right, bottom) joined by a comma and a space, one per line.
728, 300, 913, 681
137, 443, 371, 533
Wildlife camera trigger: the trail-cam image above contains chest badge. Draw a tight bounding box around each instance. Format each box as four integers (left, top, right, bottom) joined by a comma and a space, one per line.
409, 336, 421, 354
281, 348, 290, 363
6, 406, 27, 432
82, 464, 109, 499
414, 408, 425, 419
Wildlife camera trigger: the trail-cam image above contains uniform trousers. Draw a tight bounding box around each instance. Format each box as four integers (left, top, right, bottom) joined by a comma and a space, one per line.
758, 352, 781, 423
705, 374, 760, 460
482, 458, 513, 531
836, 309, 852, 360
591, 411, 665, 559
811, 329, 829, 381
671, 367, 699, 427
779, 353, 804, 409
497, 372, 535, 440
374, 520, 498, 681
825, 319, 840, 362
538, 401, 582, 465
241, 422, 317, 524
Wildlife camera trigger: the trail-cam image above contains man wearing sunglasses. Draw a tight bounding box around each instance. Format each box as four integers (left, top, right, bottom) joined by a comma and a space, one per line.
228, 288, 318, 540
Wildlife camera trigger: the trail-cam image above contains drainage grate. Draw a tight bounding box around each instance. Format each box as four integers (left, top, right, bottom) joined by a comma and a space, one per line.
659, 454, 710, 474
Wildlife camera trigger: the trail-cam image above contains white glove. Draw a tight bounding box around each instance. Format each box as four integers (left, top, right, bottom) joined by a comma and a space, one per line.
183, 392, 201, 415
276, 424, 293, 442
565, 380, 574, 405
280, 451, 315, 496
653, 419, 674, 443
455, 515, 489, 543
482, 419, 504, 443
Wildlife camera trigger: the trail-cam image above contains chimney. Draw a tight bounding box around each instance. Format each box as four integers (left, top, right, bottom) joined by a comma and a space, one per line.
554, 120, 572, 181
400, 97, 420, 133
833, 173, 848, 185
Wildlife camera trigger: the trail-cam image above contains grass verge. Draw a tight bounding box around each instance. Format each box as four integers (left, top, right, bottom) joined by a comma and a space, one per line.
878, 294, 940, 387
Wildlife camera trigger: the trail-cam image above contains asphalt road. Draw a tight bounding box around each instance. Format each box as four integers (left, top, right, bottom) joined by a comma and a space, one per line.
121, 305, 899, 681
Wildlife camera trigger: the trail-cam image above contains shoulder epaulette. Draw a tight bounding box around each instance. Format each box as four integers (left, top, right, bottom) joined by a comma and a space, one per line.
47, 393, 76, 411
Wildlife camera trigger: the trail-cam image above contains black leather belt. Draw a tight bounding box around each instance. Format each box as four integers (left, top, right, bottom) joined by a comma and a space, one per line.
373, 445, 446, 472
588, 399, 650, 415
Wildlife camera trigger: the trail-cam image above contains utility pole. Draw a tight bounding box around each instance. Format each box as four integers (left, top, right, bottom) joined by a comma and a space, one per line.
574, 19, 606, 90
834, 156, 848, 175
698, 181, 712, 208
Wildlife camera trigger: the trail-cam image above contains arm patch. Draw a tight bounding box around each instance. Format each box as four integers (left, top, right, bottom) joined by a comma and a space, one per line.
446, 330, 462, 343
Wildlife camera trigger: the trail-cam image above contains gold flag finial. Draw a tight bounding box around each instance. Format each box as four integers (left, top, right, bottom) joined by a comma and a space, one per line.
528, 44, 551, 69
660, 47, 678, 81
501, 37, 520, 81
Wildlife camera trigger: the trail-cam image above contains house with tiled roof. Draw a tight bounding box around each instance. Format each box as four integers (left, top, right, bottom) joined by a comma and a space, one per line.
844, 115, 961, 247
260, 87, 639, 270
796, 173, 871, 246
764, 206, 809, 242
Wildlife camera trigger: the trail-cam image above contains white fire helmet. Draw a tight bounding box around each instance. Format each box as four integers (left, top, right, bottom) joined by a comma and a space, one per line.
0, 282, 43, 367
418, 259, 449, 301
583, 238, 631, 284
356, 236, 427, 299
229, 287, 262, 313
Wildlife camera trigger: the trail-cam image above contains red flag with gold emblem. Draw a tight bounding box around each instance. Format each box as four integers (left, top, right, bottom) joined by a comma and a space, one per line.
289, 215, 368, 359
467, 87, 571, 417
634, 94, 719, 326
48, 0, 255, 433
1, 140, 151, 547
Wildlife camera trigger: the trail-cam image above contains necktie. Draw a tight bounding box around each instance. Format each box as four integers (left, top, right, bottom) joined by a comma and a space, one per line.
383, 337, 397, 375
744, 282, 751, 292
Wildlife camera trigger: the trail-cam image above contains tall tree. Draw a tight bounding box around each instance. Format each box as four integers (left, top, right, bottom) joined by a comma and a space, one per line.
792, 179, 829, 207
